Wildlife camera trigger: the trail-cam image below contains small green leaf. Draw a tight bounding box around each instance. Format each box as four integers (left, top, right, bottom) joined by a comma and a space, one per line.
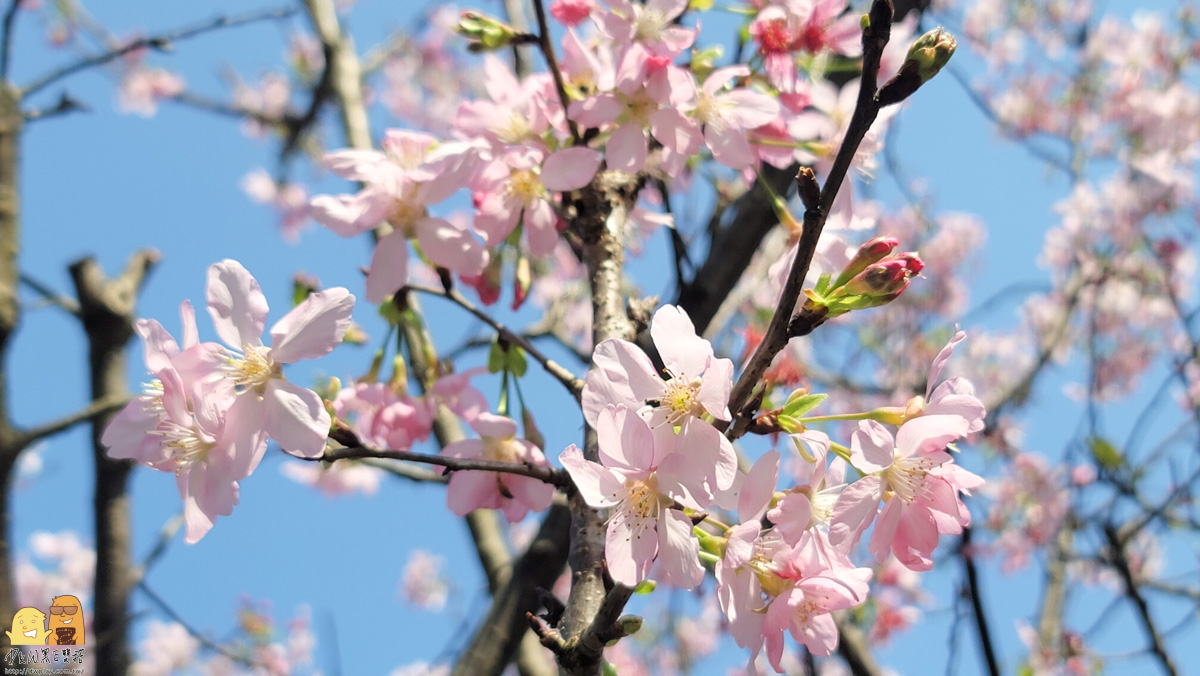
603, 662, 619, 676
1088, 436, 1123, 470
781, 391, 828, 419
777, 414, 803, 434
688, 0, 713, 10
507, 345, 528, 378
487, 338, 507, 374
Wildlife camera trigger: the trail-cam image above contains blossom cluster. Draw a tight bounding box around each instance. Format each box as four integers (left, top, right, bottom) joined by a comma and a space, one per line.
103, 260, 355, 543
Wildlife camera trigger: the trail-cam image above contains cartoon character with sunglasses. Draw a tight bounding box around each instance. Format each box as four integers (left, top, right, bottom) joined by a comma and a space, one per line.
46, 595, 84, 645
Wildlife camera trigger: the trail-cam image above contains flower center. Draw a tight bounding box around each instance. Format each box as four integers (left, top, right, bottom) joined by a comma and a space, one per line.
139, 379, 165, 416
809, 488, 839, 525
508, 169, 545, 207
154, 420, 214, 474
621, 90, 656, 126
388, 192, 428, 233
225, 344, 278, 391
633, 8, 667, 43
658, 373, 703, 425
495, 111, 533, 145
482, 437, 521, 463
758, 19, 793, 53
886, 455, 940, 503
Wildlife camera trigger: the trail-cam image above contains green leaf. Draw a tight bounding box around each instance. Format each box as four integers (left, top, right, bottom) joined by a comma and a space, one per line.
777, 414, 803, 434
781, 391, 828, 419
603, 662, 619, 676
487, 338, 507, 374
1088, 437, 1123, 470
507, 345, 528, 378
688, 0, 713, 10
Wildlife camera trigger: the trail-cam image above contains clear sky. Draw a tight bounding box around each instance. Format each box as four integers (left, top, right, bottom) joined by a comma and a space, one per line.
9, 0, 1197, 674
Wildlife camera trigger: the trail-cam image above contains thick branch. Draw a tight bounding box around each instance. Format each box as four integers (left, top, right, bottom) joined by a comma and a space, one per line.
22, 7, 297, 98
303, 0, 371, 150
69, 250, 159, 675
0, 0, 18, 80
0, 82, 23, 641
835, 614, 884, 676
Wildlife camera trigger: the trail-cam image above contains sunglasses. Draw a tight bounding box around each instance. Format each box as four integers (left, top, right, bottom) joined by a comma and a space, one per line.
49, 606, 78, 616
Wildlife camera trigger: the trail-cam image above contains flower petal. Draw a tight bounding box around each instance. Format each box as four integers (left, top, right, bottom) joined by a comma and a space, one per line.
207, 260, 269, 349
263, 380, 330, 458
269, 288, 354, 364
541, 147, 602, 192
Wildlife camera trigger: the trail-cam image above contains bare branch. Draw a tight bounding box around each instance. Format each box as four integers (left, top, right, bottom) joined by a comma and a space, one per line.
137, 581, 256, 668
724, 0, 896, 441
1104, 524, 1179, 676
530, 0, 580, 142
22, 6, 298, 99
22, 92, 90, 122
15, 394, 129, 449
0, 0, 19, 80
315, 442, 570, 487
960, 527, 1000, 676
18, 271, 80, 315
405, 284, 585, 399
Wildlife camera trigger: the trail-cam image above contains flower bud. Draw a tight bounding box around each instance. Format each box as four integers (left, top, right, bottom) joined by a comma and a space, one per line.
456, 11, 520, 52
843, 259, 911, 297
906, 27, 957, 84
830, 236, 899, 290
616, 615, 643, 637
512, 255, 532, 311
876, 27, 957, 107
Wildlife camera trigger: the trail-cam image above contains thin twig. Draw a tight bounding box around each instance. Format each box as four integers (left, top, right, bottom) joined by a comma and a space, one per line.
22, 6, 297, 98
136, 581, 256, 667
405, 284, 585, 399
1103, 524, 1178, 676
959, 527, 1000, 676
19, 271, 81, 315
22, 92, 91, 122
0, 0, 19, 80
15, 394, 129, 450
314, 444, 570, 487
530, 0, 580, 142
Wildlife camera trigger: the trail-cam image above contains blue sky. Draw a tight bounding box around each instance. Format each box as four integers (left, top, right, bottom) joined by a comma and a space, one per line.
9, 0, 1198, 674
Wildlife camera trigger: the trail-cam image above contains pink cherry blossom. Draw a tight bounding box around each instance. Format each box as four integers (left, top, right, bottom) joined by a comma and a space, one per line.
471, 145, 600, 257
560, 405, 707, 588
594, 0, 696, 58
582, 304, 737, 494
444, 413, 555, 522
568, 43, 700, 175
280, 459, 383, 497
182, 260, 354, 474
332, 382, 434, 451
310, 129, 487, 302
685, 66, 781, 169
549, 0, 594, 26
830, 416, 982, 570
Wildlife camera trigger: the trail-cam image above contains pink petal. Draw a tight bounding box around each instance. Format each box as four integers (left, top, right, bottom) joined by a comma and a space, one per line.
850, 420, 895, 474
697, 356, 733, 420
102, 401, 166, 464
135, 319, 179, 373
559, 444, 623, 507
927, 330, 967, 398
895, 414, 969, 458
707, 125, 757, 170
738, 450, 779, 523
828, 476, 883, 549
657, 508, 704, 589
542, 147, 602, 191
767, 492, 813, 544
505, 474, 555, 513
309, 188, 394, 237
416, 217, 488, 277
263, 380, 330, 458
469, 412, 518, 440
724, 89, 781, 128
649, 305, 711, 378
523, 199, 559, 258
206, 260, 269, 349
446, 470, 496, 516
605, 508, 658, 586
581, 339, 664, 426
702, 65, 749, 96
606, 123, 647, 174
364, 231, 410, 304
269, 288, 354, 364
649, 108, 703, 157
568, 93, 624, 128
223, 394, 270, 480
596, 405, 655, 470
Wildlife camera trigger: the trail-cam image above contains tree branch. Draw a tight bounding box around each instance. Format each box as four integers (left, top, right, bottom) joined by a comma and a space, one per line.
15, 394, 129, 449
404, 284, 584, 399
22, 6, 297, 99
1103, 524, 1178, 676
960, 526, 1000, 676
18, 271, 79, 316
723, 0, 896, 441
530, 0, 580, 142
0, 0, 19, 81
314, 442, 569, 487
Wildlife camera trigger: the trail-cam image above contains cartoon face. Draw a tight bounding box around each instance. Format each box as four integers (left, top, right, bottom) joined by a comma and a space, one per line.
6, 607, 49, 645
47, 595, 84, 646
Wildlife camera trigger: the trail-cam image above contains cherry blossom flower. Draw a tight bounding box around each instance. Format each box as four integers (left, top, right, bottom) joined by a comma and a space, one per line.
595, 0, 696, 58
582, 304, 737, 494
471, 145, 601, 256
443, 413, 555, 522
280, 460, 384, 497
399, 551, 449, 611
560, 405, 706, 588
830, 416, 982, 570
310, 130, 487, 302
182, 260, 354, 471
685, 66, 781, 169
550, 0, 594, 26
